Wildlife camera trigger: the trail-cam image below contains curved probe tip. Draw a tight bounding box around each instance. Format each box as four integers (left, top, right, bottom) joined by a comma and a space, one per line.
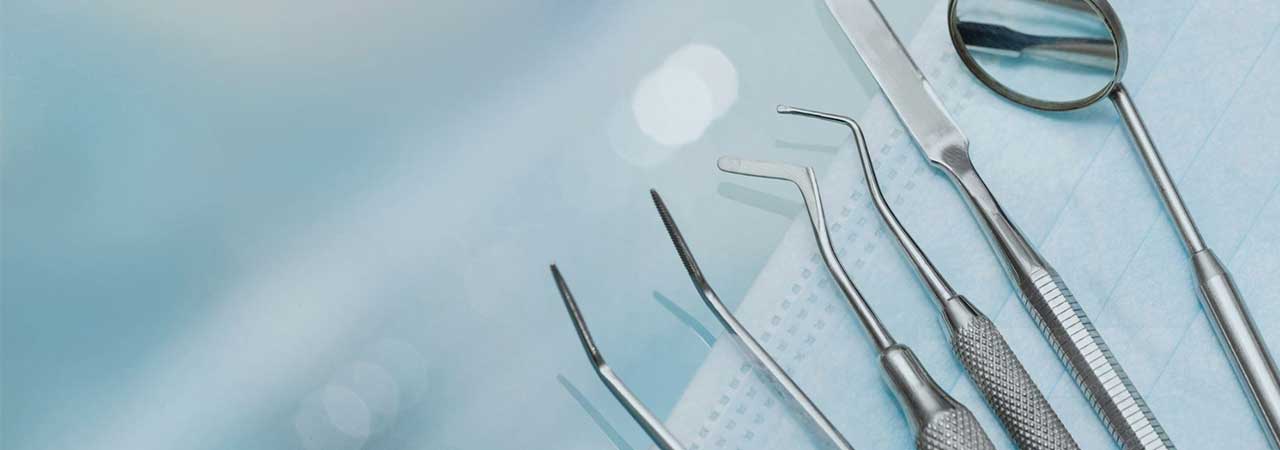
550, 264, 606, 367
716, 156, 742, 173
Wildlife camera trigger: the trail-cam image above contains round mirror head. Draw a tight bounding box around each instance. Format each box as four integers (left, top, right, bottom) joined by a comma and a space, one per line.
948, 0, 1127, 111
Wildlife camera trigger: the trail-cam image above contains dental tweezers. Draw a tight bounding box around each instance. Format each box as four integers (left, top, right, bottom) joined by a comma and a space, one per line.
720, 156, 997, 450
774, 106, 1080, 450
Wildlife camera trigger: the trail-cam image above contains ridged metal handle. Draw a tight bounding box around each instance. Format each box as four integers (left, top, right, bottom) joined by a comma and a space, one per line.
951, 309, 1080, 450
918, 408, 998, 450
1022, 268, 1172, 450
947, 163, 1173, 450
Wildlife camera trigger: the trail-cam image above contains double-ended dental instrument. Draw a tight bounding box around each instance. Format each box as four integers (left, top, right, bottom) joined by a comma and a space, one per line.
775, 105, 1080, 450
820, 0, 1174, 447
950, 0, 1280, 446
551, 190, 866, 450
719, 156, 997, 450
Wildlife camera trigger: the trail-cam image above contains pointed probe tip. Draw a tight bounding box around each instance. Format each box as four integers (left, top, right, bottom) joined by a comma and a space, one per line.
549, 264, 569, 293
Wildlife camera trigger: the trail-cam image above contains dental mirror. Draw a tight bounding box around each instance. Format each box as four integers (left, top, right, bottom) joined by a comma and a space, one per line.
948, 0, 1124, 110
949, 0, 1280, 447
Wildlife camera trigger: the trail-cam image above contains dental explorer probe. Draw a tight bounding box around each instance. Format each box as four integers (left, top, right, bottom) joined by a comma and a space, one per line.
949, 0, 1279, 445
650, 189, 859, 450
720, 157, 997, 450
822, 0, 1170, 447
776, 105, 1080, 450
551, 265, 687, 450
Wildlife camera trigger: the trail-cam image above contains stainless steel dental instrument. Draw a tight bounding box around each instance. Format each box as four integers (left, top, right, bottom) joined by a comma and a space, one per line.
776, 105, 1079, 450
649, 189, 859, 450
719, 156, 997, 450
551, 265, 688, 450
950, 0, 1280, 447
821, 0, 1174, 448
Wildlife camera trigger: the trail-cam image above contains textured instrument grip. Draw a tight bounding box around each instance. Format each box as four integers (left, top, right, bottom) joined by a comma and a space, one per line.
949, 167, 1174, 449
1022, 268, 1174, 450
954, 314, 1080, 450
918, 408, 998, 450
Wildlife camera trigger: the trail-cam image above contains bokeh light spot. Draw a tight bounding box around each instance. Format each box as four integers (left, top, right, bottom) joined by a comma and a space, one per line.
323, 385, 372, 440
631, 64, 715, 148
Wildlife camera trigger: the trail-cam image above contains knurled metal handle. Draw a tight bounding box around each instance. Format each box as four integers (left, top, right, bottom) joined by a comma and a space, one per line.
953, 313, 1080, 450
918, 408, 998, 450
950, 165, 1174, 449
1022, 268, 1174, 450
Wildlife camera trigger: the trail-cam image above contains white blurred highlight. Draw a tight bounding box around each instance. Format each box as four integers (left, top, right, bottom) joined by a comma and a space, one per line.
295, 388, 367, 450
323, 385, 373, 439
295, 347, 423, 449
632, 65, 715, 148
665, 44, 739, 119
618, 43, 739, 166
331, 362, 400, 433
367, 339, 430, 406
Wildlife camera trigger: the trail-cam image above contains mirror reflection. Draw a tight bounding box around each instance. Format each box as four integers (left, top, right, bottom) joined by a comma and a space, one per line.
952, 0, 1120, 105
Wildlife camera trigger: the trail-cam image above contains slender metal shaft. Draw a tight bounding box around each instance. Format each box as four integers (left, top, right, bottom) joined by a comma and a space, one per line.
775, 105, 1082, 450
716, 157, 896, 351
1112, 83, 1280, 448
1194, 250, 1280, 448
776, 105, 956, 303
1110, 84, 1205, 253
720, 157, 997, 449
649, 189, 859, 450
551, 266, 688, 450
820, 0, 1170, 445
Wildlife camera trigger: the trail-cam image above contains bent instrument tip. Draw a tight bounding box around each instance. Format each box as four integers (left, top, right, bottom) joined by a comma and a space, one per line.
550, 264, 606, 368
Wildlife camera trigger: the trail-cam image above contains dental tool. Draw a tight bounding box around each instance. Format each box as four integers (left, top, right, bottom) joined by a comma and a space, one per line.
719, 156, 997, 450
774, 105, 1079, 450
552, 190, 873, 450
551, 265, 687, 450
949, 0, 1280, 446
649, 189, 859, 450
820, 0, 1173, 447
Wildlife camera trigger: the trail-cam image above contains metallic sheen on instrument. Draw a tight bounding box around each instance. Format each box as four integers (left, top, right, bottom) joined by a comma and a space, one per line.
551, 265, 688, 450
820, 0, 1173, 448
551, 191, 876, 450
720, 156, 996, 450
649, 190, 861, 450
949, 0, 1280, 447
775, 105, 1080, 450
1112, 91, 1280, 449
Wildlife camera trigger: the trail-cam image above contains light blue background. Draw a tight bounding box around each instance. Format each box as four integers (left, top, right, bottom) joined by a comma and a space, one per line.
9, 1, 1280, 449
2, 1, 933, 450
